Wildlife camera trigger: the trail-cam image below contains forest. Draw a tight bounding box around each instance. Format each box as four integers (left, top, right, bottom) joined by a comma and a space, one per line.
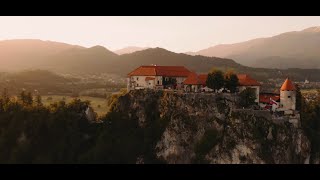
0, 89, 164, 163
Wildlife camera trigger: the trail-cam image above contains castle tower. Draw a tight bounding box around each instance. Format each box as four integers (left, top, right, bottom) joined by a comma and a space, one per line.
280, 78, 296, 111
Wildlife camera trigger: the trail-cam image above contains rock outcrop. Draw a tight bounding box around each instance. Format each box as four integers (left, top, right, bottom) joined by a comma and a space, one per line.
113, 90, 311, 164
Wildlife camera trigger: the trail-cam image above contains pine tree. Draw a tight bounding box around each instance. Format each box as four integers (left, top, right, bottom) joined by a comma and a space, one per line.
35, 95, 42, 107
19, 90, 27, 104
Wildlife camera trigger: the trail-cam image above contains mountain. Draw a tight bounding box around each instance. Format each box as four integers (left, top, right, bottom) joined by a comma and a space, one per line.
191, 26, 320, 69
114, 46, 148, 55
0, 39, 84, 71
2, 39, 320, 81
117, 48, 242, 74
43, 45, 119, 73
0, 40, 241, 75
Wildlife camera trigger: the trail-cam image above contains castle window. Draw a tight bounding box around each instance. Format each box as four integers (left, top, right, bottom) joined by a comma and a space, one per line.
288, 96, 291, 98
137, 77, 139, 80
157, 80, 160, 85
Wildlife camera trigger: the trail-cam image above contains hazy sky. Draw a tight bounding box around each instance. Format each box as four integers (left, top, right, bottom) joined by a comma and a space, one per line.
0, 16, 320, 52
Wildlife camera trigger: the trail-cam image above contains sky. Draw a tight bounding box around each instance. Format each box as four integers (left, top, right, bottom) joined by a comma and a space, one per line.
0, 16, 320, 53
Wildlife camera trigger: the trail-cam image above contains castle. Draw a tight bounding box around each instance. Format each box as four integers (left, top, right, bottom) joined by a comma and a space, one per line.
127, 65, 297, 115
259, 78, 297, 115
279, 78, 297, 114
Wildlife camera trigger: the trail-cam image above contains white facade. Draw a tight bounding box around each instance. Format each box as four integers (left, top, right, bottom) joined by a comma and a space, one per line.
127, 76, 158, 90
200, 86, 214, 92
239, 86, 260, 103
127, 75, 187, 91
184, 84, 202, 92
280, 90, 296, 111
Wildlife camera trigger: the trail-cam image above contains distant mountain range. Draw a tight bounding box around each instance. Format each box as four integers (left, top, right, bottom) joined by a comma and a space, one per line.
0, 39, 241, 75
187, 26, 320, 69
114, 46, 148, 55
1, 39, 320, 81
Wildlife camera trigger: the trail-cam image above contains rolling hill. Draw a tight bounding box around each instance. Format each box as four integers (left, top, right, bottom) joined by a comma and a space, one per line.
0, 39, 242, 75
0, 39, 84, 71
114, 46, 148, 55
1, 39, 320, 81
189, 26, 320, 69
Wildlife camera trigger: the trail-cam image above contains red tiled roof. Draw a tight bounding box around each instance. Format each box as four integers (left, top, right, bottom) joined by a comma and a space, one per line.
184, 73, 261, 87
128, 66, 156, 76
259, 93, 280, 104
128, 66, 191, 77
145, 77, 155, 81
198, 74, 208, 86
280, 78, 296, 91
183, 72, 202, 85
237, 74, 261, 86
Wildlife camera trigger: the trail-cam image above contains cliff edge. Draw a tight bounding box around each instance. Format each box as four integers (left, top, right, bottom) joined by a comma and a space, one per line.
111, 90, 311, 164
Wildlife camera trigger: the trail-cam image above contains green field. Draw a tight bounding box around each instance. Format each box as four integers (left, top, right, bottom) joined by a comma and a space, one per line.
301, 89, 319, 94
42, 95, 109, 117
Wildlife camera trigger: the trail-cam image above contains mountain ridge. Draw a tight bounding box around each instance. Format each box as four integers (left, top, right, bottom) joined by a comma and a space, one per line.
188, 26, 320, 69
2, 39, 320, 81
114, 46, 148, 55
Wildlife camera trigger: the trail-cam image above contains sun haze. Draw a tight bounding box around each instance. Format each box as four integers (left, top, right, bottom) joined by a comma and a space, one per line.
0, 16, 320, 52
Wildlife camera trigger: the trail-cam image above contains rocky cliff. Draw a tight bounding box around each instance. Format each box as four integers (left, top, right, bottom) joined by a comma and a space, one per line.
112, 90, 311, 164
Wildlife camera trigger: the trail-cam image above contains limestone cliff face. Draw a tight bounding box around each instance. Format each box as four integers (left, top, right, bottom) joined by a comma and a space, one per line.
113, 90, 311, 164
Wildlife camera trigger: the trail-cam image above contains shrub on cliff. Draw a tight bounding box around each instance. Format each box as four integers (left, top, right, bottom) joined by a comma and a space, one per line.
206, 69, 224, 92
194, 129, 221, 163
238, 88, 256, 108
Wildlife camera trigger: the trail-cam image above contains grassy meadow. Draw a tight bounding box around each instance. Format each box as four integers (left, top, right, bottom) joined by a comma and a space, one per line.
42, 95, 109, 117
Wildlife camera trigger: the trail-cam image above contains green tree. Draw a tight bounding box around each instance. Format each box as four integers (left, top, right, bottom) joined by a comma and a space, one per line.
2, 88, 10, 105
35, 94, 43, 106
239, 88, 256, 108
19, 90, 27, 104
224, 70, 239, 93
300, 90, 320, 162
295, 84, 302, 111
26, 92, 33, 106
206, 69, 224, 92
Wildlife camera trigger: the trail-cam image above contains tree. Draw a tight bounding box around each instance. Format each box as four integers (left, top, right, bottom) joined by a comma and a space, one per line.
206, 69, 224, 92
2, 88, 10, 105
26, 92, 33, 106
19, 90, 33, 106
224, 70, 239, 93
19, 90, 27, 104
239, 88, 256, 108
295, 84, 302, 111
35, 94, 43, 106
300, 91, 320, 162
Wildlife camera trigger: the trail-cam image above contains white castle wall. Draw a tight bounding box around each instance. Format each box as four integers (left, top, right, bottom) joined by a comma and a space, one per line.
280, 90, 296, 111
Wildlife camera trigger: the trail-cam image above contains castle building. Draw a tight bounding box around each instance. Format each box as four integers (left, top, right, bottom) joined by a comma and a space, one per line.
237, 74, 261, 103
278, 78, 296, 115
127, 66, 261, 104
127, 65, 191, 91
183, 73, 208, 92
258, 78, 297, 115
259, 93, 280, 111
